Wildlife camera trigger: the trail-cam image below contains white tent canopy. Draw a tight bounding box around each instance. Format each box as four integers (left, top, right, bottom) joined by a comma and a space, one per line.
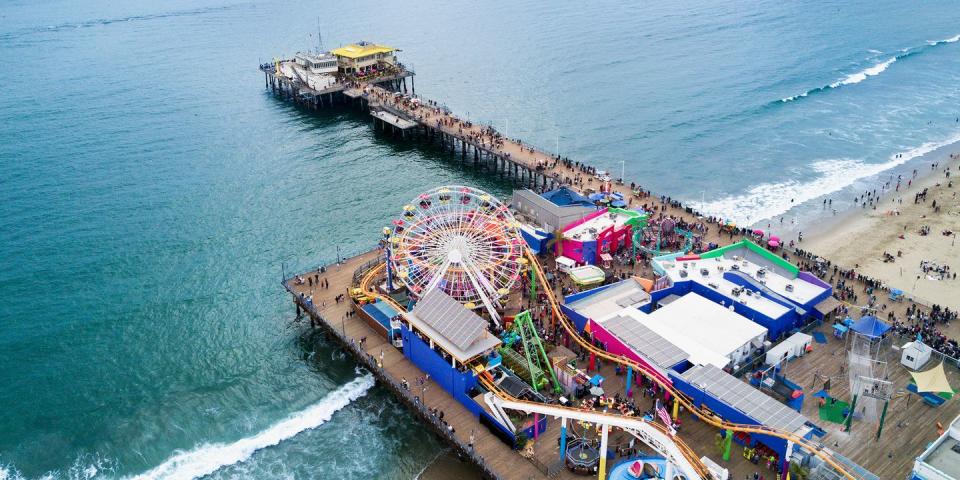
911, 363, 953, 394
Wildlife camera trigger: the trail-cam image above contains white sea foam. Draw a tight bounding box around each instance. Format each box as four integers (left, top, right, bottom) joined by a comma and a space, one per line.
928, 34, 960, 46
829, 56, 896, 88
780, 57, 896, 102
128, 374, 375, 480
700, 132, 960, 226
0, 453, 112, 480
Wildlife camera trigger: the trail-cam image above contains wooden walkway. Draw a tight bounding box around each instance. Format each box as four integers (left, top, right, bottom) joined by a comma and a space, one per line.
785, 322, 960, 480
286, 250, 548, 480
267, 65, 960, 480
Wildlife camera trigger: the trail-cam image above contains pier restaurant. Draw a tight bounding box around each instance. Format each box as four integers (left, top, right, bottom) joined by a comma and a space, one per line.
332, 41, 398, 75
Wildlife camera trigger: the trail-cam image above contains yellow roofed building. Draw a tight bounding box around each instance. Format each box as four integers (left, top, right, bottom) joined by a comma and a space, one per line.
331, 41, 398, 75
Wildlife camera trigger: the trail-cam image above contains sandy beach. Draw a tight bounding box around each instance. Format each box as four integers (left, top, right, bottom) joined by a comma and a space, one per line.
805, 152, 959, 310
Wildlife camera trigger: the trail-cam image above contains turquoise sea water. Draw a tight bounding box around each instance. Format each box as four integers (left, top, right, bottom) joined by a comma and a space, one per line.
1, 1, 958, 478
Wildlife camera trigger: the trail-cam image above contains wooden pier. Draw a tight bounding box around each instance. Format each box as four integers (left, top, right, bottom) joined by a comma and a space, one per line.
262, 66, 570, 194
269, 65, 960, 480
285, 251, 549, 480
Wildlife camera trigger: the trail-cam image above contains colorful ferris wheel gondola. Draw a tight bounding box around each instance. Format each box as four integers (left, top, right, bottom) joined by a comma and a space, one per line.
387, 185, 524, 324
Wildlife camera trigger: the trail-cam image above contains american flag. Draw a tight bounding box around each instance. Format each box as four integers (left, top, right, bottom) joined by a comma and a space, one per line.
655, 399, 675, 436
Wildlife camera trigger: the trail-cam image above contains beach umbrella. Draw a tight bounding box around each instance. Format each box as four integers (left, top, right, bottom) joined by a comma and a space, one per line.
770, 235, 780, 242
611, 200, 627, 208
768, 240, 780, 247
588, 193, 606, 201
590, 386, 605, 396
753, 229, 764, 236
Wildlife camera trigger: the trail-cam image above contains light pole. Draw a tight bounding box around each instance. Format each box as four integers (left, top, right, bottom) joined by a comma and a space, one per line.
620, 160, 625, 184
700, 191, 705, 215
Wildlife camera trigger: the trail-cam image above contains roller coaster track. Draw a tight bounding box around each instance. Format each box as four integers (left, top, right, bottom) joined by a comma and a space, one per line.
520, 250, 864, 480
358, 254, 864, 480
479, 372, 712, 479
360, 262, 712, 478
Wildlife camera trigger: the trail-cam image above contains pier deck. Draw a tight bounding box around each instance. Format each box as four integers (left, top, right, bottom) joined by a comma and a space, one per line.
288, 248, 960, 480
371, 109, 417, 130
271, 65, 960, 480
286, 250, 548, 480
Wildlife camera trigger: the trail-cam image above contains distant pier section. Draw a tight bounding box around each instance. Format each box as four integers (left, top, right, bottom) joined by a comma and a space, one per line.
260, 40, 415, 108
261, 40, 566, 191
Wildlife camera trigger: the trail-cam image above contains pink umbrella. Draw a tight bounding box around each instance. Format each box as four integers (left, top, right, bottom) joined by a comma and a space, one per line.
768, 240, 780, 247
770, 235, 780, 242
753, 229, 764, 236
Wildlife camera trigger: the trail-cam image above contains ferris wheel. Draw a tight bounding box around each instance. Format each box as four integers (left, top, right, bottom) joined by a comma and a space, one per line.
387, 186, 525, 324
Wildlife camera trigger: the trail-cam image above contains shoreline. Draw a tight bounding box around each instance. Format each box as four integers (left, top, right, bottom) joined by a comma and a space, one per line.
802, 149, 959, 309
747, 134, 960, 243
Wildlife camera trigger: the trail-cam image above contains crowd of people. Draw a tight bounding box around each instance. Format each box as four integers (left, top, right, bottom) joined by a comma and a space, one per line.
286, 79, 960, 479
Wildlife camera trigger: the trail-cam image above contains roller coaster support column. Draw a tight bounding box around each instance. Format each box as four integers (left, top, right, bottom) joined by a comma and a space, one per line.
672, 397, 679, 421
782, 440, 793, 480
385, 246, 394, 291
534, 413, 540, 440
723, 429, 732, 461
625, 366, 633, 397
529, 265, 537, 302
560, 417, 568, 460
598, 423, 609, 480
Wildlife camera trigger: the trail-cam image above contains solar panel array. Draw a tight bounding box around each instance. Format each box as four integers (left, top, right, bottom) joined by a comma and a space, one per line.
616, 291, 649, 308
682, 364, 808, 433
412, 288, 486, 351
602, 315, 688, 368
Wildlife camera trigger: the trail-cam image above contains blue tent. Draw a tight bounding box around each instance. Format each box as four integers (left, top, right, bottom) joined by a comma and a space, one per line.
849, 315, 891, 338
541, 187, 595, 207
588, 193, 606, 202
812, 389, 831, 399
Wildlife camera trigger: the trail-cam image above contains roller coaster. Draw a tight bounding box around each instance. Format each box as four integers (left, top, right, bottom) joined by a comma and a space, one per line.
358, 251, 865, 480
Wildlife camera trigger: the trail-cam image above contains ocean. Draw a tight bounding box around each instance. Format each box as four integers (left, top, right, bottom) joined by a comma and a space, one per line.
1, 0, 958, 478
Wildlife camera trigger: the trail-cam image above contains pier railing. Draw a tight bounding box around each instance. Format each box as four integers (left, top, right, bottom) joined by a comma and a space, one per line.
288, 289, 502, 479
282, 245, 382, 288
351, 253, 385, 285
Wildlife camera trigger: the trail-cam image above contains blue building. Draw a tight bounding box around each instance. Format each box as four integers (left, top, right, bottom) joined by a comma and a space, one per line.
652, 240, 836, 340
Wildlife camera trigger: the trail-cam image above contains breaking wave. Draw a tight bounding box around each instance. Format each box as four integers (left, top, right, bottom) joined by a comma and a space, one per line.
127, 374, 375, 480
779, 34, 959, 103
0, 4, 244, 42
699, 132, 960, 226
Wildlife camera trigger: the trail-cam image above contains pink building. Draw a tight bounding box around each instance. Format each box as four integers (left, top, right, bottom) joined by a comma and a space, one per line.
557, 208, 637, 265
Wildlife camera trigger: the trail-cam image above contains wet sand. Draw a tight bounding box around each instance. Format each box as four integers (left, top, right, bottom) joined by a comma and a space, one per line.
805, 153, 959, 310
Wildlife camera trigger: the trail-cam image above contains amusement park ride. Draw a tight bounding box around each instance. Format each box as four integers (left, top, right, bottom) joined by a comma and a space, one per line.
386, 185, 524, 325
500, 310, 563, 394
633, 215, 696, 257
370, 185, 865, 480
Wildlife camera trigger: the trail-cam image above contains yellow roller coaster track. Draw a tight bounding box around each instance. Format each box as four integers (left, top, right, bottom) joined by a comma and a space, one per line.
359, 252, 864, 480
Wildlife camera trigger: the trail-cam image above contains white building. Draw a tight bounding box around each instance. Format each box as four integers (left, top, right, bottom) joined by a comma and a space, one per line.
912, 414, 960, 480
626, 293, 768, 369
294, 52, 338, 74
